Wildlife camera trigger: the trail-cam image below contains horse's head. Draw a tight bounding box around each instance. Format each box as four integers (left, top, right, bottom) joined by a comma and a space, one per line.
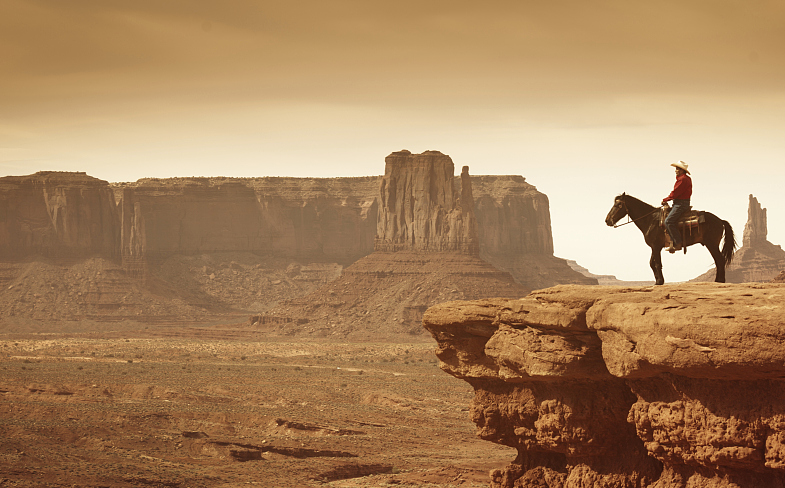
605, 193, 628, 227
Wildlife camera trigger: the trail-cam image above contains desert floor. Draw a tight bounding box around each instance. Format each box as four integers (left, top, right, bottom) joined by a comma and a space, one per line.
0, 325, 515, 487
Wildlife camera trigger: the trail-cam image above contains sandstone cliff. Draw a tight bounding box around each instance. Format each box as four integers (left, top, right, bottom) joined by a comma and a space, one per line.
2, 161, 587, 289
255, 151, 529, 340
1, 151, 592, 328
424, 283, 785, 487
375, 150, 478, 254
470, 175, 597, 289
693, 195, 785, 283
117, 176, 380, 269
0, 172, 118, 260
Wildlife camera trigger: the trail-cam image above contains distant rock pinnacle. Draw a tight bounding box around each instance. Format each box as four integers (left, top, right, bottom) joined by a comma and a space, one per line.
742, 194, 768, 247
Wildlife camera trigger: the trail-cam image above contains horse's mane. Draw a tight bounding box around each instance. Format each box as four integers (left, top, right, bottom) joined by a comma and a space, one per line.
617, 193, 655, 211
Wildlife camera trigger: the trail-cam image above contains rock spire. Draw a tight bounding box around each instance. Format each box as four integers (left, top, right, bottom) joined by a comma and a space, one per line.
375, 150, 479, 254
693, 194, 785, 283
743, 194, 768, 247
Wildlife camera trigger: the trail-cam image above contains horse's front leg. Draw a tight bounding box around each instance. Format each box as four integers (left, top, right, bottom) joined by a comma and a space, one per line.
650, 247, 664, 285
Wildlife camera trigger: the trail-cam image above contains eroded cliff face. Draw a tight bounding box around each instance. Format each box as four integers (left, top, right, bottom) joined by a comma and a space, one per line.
470, 175, 596, 289
256, 151, 529, 340
117, 176, 380, 269
471, 175, 553, 256
376, 150, 479, 254
1, 154, 592, 325
0, 172, 119, 260
424, 283, 785, 487
2, 158, 588, 290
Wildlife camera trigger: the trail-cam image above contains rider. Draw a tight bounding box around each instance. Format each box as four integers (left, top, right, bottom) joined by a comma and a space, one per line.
662, 161, 692, 252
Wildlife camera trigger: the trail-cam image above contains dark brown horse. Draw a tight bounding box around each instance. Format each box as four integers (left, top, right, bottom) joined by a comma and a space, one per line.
605, 193, 736, 284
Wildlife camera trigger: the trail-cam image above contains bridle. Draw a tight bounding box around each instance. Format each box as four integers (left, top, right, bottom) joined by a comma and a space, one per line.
611, 197, 660, 228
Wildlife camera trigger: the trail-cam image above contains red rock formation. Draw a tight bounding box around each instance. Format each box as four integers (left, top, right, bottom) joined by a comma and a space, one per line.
693, 195, 785, 283
257, 151, 529, 339
2, 156, 589, 284
424, 283, 785, 487
376, 150, 478, 254
117, 176, 379, 270
743, 194, 768, 247
0, 172, 119, 260
471, 175, 597, 289
1, 152, 593, 326
471, 175, 553, 255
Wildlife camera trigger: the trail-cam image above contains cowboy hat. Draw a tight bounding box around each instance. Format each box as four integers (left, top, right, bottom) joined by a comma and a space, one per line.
671, 160, 690, 174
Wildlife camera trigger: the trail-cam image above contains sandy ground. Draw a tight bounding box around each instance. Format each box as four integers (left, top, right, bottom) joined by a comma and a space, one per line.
0, 330, 515, 487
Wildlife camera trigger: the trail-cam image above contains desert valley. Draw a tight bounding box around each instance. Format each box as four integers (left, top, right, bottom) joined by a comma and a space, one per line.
2, 150, 785, 488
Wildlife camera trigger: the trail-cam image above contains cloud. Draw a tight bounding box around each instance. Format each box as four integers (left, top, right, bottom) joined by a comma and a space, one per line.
3, 0, 785, 115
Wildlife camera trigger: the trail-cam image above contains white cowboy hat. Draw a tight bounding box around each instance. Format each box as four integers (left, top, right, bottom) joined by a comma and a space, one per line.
671, 160, 690, 174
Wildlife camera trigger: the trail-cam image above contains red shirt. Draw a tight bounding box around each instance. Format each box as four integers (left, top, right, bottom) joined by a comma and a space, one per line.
663, 173, 692, 202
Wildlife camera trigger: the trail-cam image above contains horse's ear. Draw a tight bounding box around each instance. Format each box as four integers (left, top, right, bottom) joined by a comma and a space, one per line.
622, 192, 626, 196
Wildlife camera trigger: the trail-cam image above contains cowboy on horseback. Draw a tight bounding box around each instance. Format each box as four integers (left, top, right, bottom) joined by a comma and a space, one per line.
662, 161, 692, 253
605, 163, 735, 284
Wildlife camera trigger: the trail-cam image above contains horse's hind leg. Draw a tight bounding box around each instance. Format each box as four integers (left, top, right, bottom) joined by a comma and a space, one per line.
708, 244, 726, 282
650, 247, 664, 285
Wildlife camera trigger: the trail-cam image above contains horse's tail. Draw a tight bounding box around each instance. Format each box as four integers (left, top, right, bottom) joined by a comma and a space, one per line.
722, 219, 737, 267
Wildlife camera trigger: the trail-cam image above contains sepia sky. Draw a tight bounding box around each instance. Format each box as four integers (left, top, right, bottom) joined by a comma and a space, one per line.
2, 0, 785, 282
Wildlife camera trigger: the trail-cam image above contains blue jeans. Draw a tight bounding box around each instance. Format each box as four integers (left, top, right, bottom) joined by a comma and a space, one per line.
665, 199, 690, 247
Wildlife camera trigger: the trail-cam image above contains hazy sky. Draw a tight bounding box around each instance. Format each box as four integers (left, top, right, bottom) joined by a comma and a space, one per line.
2, 0, 784, 282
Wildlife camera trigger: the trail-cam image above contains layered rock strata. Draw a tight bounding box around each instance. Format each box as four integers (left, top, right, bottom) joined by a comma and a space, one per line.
693, 195, 785, 283
375, 150, 479, 254
257, 151, 530, 339
471, 175, 553, 256
423, 283, 785, 487
470, 175, 597, 289
1, 151, 593, 327
1, 156, 590, 287
117, 176, 380, 271
0, 172, 119, 260
471, 175, 598, 290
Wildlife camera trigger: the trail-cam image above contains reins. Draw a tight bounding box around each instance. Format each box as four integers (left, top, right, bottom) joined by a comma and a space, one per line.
613, 200, 660, 228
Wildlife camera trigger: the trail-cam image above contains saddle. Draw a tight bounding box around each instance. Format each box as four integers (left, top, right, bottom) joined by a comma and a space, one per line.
659, 205, 706, 250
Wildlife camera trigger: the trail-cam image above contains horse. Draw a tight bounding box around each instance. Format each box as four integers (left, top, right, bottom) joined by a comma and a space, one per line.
605, 193, 736, 284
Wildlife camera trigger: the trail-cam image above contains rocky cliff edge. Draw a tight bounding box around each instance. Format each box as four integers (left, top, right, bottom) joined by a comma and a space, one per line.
423, 283, 785, 488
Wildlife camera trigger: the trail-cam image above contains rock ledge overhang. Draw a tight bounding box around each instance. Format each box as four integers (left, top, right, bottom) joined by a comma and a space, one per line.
424, 283, 785, 382
423, 282, 785, 488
